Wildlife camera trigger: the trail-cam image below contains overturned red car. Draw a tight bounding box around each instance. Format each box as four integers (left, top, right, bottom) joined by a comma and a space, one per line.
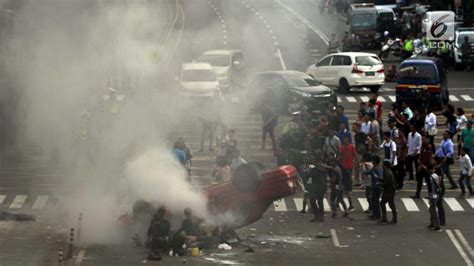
120, 164, 300, 230
204, 164, 299, 230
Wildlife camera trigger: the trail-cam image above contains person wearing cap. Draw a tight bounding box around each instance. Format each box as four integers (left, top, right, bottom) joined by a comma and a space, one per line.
461, 120, 474, 164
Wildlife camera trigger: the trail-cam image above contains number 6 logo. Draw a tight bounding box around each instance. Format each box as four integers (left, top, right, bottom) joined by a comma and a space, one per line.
430, 14, 450, 38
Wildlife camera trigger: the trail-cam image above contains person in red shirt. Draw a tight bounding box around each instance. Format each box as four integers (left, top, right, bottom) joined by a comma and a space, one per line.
339, 135, 356, 210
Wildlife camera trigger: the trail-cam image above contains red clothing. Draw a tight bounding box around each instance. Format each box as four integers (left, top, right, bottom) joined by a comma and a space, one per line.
339, 144, 356, 169
375, 100, 383, 120
419, 143, 433, 167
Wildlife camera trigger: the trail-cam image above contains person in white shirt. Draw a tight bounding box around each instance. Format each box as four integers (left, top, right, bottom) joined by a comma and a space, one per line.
402, 101, 413, 120
406, 124, 422, 181
424, 107, 437, 152
380, 131, 397, 167
458, 148, 473, 197
361, 114, 371, 135
456, 108, 468, 157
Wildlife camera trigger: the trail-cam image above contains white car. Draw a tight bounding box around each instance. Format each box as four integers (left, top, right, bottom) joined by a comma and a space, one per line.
306, 52, 385, 93
453, 28, 474, 68
198, 50, 244, 90
179, 62, 220, 97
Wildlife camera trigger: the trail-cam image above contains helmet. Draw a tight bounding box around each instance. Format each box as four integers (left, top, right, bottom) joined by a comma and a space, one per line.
413, 39, 421, 47
384, 31, 389, 37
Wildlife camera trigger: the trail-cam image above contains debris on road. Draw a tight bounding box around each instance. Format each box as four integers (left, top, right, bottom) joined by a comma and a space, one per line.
0, 211, 35, 221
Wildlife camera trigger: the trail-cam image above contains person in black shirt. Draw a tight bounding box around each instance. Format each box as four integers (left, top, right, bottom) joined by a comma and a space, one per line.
308, 151, 327, 222
441, 104, 457, 137
147, 207, 170, 260
353, 123, 368, 186
410, 108, 426, 134
379, 161, 398, 224
171, 208, 202, 255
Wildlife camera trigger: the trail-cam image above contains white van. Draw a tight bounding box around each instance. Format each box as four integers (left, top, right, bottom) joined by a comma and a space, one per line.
179, 62, 220, 97
421, 11, 455, 37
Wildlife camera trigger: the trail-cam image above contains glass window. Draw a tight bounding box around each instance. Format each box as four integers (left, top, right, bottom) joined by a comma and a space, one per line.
342, 56, 352, 66
398, 64, 437, 82
317, 56, 332, 67
198, 54, 231, 67
331, 55, 343, 66
181, 69, 216, 82
351, 13, 377, 29
355, 56, 381, 66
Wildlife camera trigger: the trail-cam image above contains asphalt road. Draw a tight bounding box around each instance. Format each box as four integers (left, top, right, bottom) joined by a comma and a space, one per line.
0, 0, 473, 265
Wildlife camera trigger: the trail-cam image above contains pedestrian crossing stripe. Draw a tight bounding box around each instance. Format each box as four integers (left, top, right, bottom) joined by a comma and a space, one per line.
401, 198, 419, 212
360, 96, 370, 102
449, 95, 459, 102
467, 198, 474, 209
461, 95, 473, 101
336, 95, 472, 104
32, 195, 49, 209
10, 195, 27, 209
358, 198, 369, 211
271, 197, 473, 212
346, 96, 357, 103
444, 197, 464, 211
0, 195, 50, 210
273, 199, 287, 212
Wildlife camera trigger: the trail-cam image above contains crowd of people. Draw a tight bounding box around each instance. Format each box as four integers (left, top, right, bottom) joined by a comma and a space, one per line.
271, 92, 473, 230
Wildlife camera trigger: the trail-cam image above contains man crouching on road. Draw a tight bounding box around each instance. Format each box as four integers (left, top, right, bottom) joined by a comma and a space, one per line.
170, 208, 203, 256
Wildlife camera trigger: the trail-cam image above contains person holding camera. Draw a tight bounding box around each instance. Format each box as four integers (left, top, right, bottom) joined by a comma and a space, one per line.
435, 130, 457, 190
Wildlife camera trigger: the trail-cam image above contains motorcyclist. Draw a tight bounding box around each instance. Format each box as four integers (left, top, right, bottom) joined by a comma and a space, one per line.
402, 35, 414, 60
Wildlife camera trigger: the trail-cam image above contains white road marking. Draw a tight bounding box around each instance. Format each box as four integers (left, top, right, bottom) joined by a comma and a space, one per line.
360, 96, 370, 102
466, 198, 474, 208
446, 229, 473, 266
339, 198, 350, 211
358, 198, 369, 211
444, 197, 464, 211
276, 49, 287, 71
378, 96, 387, 102
32, 195, 49, 209
422, 198, 430, 208
346, 96, 357, 102
330, 229, 348, 248
388, 96, 396, 102
401, 198, 420, 212
337, 97, 342, 103
449, 95, 460, 102
276, 0, 330, 45
293, 198, 303, 211
75, 249, 87, 266
323, 198, 331, 212
10, 195, 27, 209
273, 199, 287, 211
461, 95, 473, 101
0, 195, 6, 204
455, 230, 474, 258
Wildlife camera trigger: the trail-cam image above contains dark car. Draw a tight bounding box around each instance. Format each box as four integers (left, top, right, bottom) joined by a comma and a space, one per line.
247, 71, 337, 113
396, 57, 449, 110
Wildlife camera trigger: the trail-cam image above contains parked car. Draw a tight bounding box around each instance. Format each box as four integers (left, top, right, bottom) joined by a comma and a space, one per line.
247, 71, 337, 113
396, 56, 449, 110
198, 50, 245, 91
179, 62, 220, 97
306, 52, 385, 93
452, 27, 474, 68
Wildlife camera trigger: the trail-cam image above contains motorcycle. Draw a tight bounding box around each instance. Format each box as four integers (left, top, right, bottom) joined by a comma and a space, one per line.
379, 38, 402, 60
